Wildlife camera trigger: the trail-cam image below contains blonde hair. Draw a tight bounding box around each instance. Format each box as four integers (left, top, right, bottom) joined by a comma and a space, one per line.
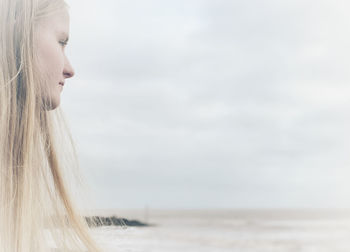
0, 0, 102, 251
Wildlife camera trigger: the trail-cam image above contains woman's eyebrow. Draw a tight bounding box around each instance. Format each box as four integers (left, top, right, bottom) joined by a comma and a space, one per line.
59, 31, 69, 41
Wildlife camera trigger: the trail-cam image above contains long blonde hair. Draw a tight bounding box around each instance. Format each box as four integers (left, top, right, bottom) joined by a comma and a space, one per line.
0, 0, 102, 251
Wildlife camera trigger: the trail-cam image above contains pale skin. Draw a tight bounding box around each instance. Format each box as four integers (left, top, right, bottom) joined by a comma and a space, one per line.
34, 8, 75, 110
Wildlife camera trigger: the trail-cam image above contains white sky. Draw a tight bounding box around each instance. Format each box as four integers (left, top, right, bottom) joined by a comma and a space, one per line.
62, 0, 350, 209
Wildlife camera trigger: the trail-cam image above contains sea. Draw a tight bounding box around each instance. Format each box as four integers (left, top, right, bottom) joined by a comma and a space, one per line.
88, 209, 350, 252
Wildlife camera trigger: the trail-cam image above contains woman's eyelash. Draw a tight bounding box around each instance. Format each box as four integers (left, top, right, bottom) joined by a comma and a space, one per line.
59, 40, 68, 46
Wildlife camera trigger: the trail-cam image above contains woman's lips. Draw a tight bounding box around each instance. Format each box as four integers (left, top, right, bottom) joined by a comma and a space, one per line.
59, 82, 64, 86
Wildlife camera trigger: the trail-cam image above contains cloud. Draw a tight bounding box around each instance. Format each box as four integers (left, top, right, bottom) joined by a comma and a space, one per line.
63, 0, 350, 209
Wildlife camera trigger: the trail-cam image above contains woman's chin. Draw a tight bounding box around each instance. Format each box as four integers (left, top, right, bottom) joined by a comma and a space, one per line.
42, 96, 60, 111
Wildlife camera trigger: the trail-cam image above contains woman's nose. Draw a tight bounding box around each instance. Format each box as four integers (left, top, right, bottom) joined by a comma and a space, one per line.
63, 56, 75, 79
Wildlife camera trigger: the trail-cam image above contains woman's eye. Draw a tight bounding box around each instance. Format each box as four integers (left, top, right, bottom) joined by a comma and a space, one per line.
59, 40, 68, 47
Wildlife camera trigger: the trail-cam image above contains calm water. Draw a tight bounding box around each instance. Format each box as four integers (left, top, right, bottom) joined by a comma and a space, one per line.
89, 209, 350, 252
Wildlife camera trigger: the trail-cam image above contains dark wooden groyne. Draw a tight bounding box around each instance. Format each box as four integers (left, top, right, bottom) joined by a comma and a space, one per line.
85, 215, 151, 227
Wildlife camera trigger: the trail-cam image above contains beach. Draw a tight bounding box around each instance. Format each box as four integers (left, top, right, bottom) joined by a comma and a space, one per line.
89, 209, 350, 252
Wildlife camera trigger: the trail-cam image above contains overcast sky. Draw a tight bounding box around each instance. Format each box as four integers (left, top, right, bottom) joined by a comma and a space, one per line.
61, 0, 350, 209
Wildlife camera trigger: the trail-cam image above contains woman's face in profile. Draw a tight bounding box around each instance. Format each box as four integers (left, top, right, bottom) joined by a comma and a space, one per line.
34, 8, 75, 110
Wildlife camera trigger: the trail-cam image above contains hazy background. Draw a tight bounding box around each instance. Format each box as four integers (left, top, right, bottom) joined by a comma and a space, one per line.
61, 0, 350, 209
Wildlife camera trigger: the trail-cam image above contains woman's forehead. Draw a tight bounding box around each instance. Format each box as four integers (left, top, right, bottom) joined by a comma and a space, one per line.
36, 9, 70, 35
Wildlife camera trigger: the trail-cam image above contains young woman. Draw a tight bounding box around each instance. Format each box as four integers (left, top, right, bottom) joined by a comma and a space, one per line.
0, 0, 102, 251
